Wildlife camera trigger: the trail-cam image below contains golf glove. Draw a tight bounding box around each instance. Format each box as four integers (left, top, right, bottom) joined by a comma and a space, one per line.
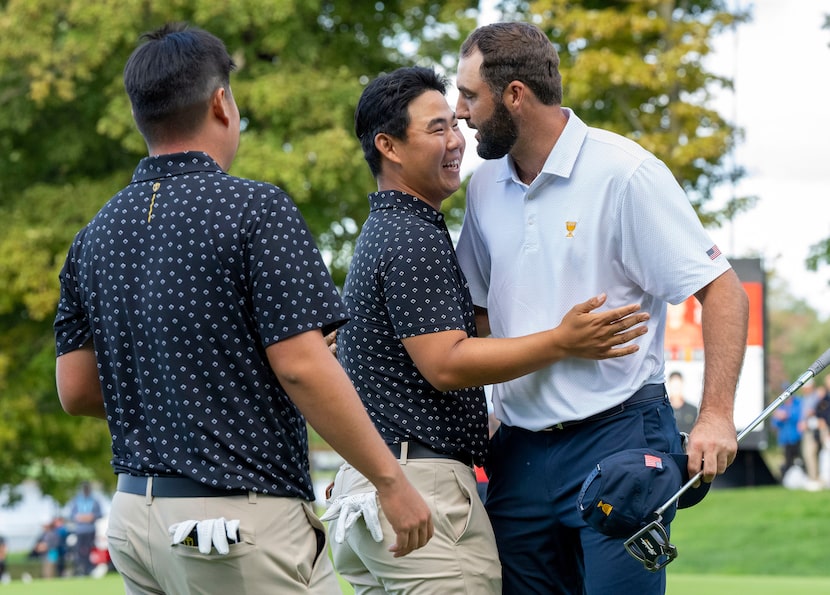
169, 517, 240, 555
320, 491, 383, 543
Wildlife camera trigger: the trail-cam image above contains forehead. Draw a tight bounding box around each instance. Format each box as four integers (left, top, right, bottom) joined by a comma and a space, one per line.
407, 89, 454, 125
456, 49, 484, 90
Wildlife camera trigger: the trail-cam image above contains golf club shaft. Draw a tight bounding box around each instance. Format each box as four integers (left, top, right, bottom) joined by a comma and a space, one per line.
654, 346, 830, 516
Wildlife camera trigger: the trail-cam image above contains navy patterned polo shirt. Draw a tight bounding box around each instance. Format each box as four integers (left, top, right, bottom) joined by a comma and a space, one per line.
54, 152, 348, 499
337, 190, 489, 465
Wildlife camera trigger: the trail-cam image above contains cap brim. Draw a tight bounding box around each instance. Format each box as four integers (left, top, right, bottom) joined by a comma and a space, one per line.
668, 453, 711, 508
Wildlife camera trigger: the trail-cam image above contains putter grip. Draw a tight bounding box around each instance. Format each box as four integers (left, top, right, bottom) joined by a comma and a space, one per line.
808, 347, 830, 377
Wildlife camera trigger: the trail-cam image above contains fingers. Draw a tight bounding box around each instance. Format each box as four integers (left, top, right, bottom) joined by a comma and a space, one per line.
389, 518, 434, 557
599, 302, 643, 324
574, 293, 607, 313
596, 344, 639, 359
611, 322, 648, 342
324, 330, 338, 356
686, 415, 738, 482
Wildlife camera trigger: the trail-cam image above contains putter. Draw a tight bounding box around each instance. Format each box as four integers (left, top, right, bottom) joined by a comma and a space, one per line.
625, 346, 830, 572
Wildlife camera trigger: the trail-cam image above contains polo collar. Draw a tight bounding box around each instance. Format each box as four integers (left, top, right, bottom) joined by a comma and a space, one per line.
496, 107, 588, 184
131, 151, 225, 183
368, 190, 445, 225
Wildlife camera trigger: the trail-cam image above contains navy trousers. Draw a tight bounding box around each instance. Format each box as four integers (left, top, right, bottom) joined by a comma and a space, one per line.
485, 387, 681, 595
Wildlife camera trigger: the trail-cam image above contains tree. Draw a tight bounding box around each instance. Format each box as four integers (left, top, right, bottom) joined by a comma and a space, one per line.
500, 0, 756, 225
807, 14, 830, 276
0, 0, 478, 497
0, 0, 752, 499
766, 271, 830, 393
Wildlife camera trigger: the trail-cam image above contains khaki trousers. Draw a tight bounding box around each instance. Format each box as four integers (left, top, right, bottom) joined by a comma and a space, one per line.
107, 488, 339, 594
328, 458, 501, 595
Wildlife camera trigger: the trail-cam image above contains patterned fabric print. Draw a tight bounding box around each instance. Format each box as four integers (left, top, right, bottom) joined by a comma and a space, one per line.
337, 191, 488, 465
55, 152, 348, 499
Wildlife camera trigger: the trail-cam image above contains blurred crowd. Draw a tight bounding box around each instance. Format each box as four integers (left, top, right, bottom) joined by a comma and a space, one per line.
19, 481, 111, 581
772, 374, 830, 490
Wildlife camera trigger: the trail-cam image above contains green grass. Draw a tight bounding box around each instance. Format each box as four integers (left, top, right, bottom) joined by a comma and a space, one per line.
3, 486, 828, 594
668, 574, 830, 594
667, 485, 830, 576
0, 573, 124, 594
3, 571, 828, 595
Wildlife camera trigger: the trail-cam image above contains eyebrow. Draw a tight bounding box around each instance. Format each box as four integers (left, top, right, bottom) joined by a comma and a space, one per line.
425, 113, 458, 128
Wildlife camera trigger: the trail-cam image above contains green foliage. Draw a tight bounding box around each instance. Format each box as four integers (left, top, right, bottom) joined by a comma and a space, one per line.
765, 269, 830, 392
0, 0, 480, 497
0, 0, 754, 500
521, 0, 757, 226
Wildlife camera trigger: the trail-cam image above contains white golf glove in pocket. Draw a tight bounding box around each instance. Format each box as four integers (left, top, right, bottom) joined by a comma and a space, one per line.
320, 491, 383, 543
169, 517, 241, 555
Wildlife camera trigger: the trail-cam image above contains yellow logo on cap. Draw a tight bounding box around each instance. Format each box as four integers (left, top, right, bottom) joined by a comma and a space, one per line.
597, 500, 613, 517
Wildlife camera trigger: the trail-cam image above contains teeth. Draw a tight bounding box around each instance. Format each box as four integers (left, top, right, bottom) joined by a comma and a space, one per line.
443, 160, 459, 169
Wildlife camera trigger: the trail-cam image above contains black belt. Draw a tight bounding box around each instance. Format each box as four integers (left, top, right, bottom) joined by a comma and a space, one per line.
541, 383, 666, 431
388, 441, 473, 467
117, 474, 249, 498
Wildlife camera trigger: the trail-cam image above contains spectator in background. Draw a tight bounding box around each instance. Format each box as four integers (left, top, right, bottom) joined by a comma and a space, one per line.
34, 518, 63, 579
67, 482, 101, 576
815, 376, 830, 442
0, 534, 7, 582
798, 380, 822, 489
668, 371, 698, 434
812, 377, 830, 486
50, 516, 69, 577
772, 388, 803, 478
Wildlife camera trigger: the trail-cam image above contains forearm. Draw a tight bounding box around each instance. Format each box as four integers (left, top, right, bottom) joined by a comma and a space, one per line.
405, 295, 648, 391
409, 330, 567, 391
56, 343, 107, 419
697, 270, 749, 418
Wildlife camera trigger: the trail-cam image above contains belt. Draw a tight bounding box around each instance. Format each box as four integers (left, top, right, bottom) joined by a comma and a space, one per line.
117, 474, 248, 498
541, 383, 666, 431
388, 441, 474, 467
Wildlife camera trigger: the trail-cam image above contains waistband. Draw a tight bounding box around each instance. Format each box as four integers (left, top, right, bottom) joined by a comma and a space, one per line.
117, 474, 249, 498
541, 383, 667, 432
388, 441, 474, 467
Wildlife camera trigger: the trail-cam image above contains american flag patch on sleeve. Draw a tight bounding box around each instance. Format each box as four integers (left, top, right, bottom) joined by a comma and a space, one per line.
706, 245, 722, 260
644, 454, 663, 469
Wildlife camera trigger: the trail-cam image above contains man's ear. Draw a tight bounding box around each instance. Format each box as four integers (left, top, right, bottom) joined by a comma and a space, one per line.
211, 87, 231, 126
502, 80, 527, 113
374, 132, 403, 165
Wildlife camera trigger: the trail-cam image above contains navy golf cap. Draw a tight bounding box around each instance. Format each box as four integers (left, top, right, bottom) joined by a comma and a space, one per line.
577, 448, 710, 538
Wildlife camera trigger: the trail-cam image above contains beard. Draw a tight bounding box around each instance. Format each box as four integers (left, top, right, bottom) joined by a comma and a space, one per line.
475, 100, 518, 160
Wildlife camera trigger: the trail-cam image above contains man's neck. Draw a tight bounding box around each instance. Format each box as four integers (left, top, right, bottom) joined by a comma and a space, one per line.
510, 106, 569, 184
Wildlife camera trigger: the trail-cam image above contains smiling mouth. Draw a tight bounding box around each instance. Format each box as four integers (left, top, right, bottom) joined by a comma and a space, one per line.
442, 159, 460, 171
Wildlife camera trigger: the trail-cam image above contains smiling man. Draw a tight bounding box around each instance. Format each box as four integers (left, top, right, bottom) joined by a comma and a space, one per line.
325, 65, 652, 594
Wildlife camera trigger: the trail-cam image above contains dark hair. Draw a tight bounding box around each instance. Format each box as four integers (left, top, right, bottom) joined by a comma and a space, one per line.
461, 22, 562, 106
355, 66, 448, 178
123, 22, 236, 144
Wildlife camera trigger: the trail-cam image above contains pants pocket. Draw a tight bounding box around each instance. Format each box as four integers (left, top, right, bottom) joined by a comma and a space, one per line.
439, 467, 475, 544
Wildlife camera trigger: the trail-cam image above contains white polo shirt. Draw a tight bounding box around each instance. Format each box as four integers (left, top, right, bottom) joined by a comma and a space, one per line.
456, 109, 731, 430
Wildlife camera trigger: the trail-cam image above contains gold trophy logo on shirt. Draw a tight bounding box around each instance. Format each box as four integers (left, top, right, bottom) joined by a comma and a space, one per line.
565, 221, 577, 238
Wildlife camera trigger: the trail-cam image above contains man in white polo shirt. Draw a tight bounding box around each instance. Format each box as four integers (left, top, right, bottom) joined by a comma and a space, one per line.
455, 22, 749, 595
